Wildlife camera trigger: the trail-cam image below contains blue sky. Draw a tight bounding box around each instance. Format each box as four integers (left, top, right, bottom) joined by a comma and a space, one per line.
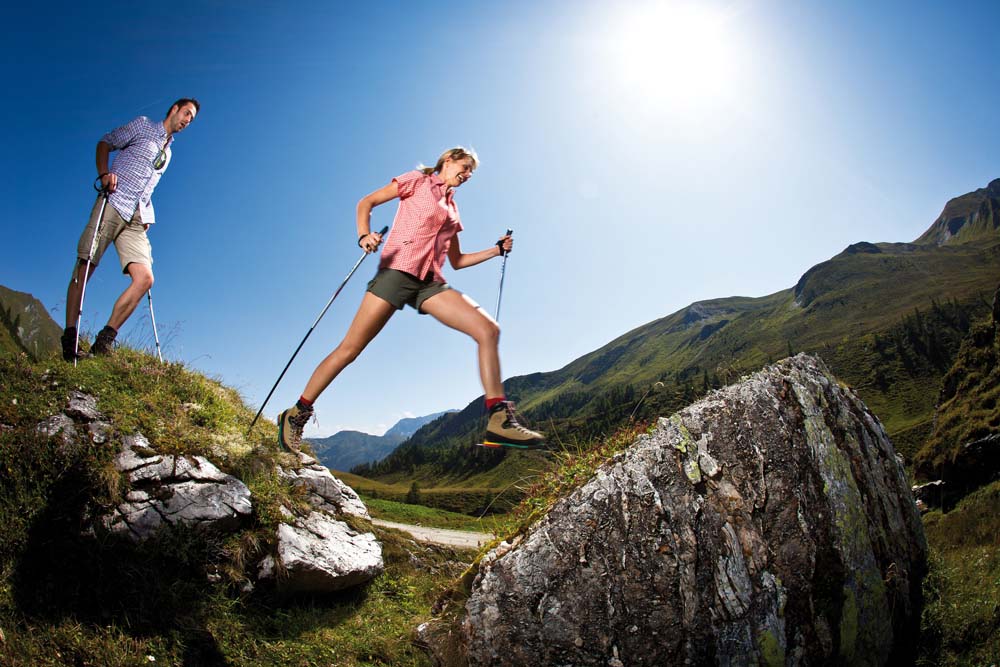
3, 1, 998, 437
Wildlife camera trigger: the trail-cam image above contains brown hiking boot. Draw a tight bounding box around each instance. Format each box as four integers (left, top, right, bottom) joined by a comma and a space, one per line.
61, 328, 81, 362
484, 401, 546, 449
278, 403, 313, 454
91, 326, 118, 356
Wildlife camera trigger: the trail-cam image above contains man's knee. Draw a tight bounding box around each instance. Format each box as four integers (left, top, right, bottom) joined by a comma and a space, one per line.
127, 264, 154, 291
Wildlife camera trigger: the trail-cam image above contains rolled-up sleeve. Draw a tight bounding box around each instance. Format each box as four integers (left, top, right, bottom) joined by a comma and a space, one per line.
100, 116, 145, 150
392, 170, 423, 200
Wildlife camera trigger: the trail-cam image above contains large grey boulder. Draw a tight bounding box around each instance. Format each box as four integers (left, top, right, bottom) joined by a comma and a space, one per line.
424, 355, 926, 666
98, 433, 253, 540
258, 507, 383, 594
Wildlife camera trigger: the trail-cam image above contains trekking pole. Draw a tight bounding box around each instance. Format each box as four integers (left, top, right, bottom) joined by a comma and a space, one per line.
74, 178, 110, 366
494, 228, 513, 321
147, 289, 163, 363
247, 225, 389, 435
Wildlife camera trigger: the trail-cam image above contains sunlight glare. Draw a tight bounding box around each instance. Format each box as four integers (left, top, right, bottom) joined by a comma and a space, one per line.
600, 1, 740, 116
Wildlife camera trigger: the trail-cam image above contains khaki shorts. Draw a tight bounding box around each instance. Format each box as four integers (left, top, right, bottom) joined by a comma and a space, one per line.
75, 196, 153, 274
367, 268, 451, 313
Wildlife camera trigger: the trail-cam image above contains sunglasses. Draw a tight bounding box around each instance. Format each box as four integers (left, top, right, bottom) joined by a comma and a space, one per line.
152, 138, 169, 170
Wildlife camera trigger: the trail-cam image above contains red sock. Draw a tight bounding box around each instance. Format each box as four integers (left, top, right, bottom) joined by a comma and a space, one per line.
297, 395, 315, 409
485, 396, 505, 411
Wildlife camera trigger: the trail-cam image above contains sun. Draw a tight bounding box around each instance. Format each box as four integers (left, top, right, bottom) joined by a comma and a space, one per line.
596, 1, 741, 116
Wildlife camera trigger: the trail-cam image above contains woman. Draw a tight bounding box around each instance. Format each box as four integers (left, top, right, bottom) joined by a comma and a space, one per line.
278, 147, 545, 452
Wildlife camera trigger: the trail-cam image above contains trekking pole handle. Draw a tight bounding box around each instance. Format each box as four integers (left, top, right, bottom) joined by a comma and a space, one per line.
93, 176, 108, 193
500, 228, 513, 257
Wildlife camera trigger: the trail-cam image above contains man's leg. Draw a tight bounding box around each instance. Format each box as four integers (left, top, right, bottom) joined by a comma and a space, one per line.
89, 262, 153, 355
65, 260, 97, 330
63, 196, 122, 361
107, 262, 154, 331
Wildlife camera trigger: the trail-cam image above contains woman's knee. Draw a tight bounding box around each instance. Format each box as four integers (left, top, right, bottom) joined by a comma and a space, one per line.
475, 320, 501, 346
334, 340, 364, 365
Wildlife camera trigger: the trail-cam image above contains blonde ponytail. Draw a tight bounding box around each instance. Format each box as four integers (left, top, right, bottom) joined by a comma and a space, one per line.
419, 146, 480, 175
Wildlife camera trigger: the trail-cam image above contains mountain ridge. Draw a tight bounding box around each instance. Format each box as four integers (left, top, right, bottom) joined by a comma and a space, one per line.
310, 410, 454, 472
364, 178, 1000, 487
0, 284, 61, 360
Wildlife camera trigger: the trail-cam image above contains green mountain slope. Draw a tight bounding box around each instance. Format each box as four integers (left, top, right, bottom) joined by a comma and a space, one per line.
916, 178, 1000, 246
365, 180, 1000, 490
0, 284, 62, 360
915, 285, 1000, 479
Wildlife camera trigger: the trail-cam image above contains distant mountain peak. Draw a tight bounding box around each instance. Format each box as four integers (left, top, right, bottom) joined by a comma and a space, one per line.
915, 178, 1000, 246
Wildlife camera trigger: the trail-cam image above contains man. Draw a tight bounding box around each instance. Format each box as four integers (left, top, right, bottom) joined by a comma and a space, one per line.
62, 98, 199, 361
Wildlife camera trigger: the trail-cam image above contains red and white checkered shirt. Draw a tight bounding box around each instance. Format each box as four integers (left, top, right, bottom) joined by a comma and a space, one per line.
379, 170, 463, 282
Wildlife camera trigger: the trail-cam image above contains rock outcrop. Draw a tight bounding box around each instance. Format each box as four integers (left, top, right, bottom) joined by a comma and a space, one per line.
279, 453, 371, 519
99, 433, 253, 540
259, 452, 384, 594
258, 507, 383, 594
424, 355, 927, 666
36, 392, 383, 594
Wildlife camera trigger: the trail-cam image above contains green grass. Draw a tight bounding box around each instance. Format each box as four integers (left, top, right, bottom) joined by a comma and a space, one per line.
336, 451, 554, 516
919, 481, 1000, 666
0, 525, 470, 667
916, 315, 999, 476
361, 496, 503, 533
0, 349, 477, 667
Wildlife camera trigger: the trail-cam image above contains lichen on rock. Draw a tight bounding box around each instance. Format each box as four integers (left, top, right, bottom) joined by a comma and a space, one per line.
423, 354, 927, 666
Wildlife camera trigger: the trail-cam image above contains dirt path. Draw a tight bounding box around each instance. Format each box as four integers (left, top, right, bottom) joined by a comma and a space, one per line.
372, 519, 492, 549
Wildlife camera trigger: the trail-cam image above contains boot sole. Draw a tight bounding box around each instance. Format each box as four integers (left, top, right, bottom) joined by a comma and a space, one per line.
477, 439, 548, 451
277, 410, 297, 453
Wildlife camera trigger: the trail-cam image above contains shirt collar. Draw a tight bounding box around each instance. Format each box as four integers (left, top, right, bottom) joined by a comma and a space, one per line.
155, 119, 173, 147
428, 172, 453, 200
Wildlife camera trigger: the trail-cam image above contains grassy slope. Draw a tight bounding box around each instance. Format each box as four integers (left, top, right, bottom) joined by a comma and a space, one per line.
918, 481, 1000, 665
915, 294, 1000, 475
0, 349, 470, 667
0, 284, 62, 360
366, 235, 1000, 501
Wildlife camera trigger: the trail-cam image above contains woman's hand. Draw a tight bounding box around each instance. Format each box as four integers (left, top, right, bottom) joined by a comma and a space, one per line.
497, 234, 513, 255
360, 231, 383, 254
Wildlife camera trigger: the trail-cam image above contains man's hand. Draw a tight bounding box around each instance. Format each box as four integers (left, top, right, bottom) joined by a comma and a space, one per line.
100, 172, 118, 193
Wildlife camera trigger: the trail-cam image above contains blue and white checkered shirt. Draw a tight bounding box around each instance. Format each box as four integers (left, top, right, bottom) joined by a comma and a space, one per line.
101, 116, 173, 225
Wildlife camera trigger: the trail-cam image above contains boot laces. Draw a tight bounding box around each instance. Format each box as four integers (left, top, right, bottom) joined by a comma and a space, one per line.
286, 408, 313, 446
503, 401, 536, 436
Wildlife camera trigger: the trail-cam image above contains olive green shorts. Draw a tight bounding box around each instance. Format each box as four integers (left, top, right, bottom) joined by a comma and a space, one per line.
367, 269, 451, 313
75, 196, 153, 274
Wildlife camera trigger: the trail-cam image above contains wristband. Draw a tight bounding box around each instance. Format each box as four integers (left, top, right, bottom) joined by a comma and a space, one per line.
358, 233, 370, 248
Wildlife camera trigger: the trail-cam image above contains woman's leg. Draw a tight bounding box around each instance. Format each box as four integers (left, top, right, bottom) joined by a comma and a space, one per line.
419, 290, 503, 397
301, 292, 397, 401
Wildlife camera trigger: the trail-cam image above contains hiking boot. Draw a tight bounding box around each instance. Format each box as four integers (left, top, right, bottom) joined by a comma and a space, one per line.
484, 401, 546, 449
278, 403, 313, 454
90, 326, 118, 356
61, 327, 80, 362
